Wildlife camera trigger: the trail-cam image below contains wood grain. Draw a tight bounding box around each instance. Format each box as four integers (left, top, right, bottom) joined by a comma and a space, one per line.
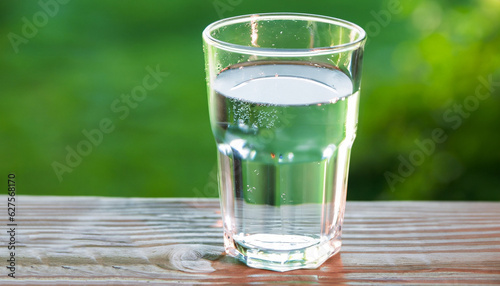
0, 196, 499, 284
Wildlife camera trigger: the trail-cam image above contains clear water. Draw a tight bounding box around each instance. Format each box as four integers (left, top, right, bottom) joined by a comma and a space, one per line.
210, 62, 359, 271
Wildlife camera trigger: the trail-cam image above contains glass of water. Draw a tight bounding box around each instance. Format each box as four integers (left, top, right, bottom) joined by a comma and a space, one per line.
202, 13, 366, 272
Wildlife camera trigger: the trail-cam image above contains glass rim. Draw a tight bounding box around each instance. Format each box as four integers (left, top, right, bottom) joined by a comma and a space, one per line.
202, 12, 366, 57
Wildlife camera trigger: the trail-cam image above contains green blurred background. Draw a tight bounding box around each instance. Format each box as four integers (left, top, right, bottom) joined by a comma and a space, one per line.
1, 0, 499, 200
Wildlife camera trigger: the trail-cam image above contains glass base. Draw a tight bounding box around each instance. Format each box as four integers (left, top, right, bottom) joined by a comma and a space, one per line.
224, 232, 341, 272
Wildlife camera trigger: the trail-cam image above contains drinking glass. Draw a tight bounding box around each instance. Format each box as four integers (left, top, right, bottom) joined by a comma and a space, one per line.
202, 13, 366, 272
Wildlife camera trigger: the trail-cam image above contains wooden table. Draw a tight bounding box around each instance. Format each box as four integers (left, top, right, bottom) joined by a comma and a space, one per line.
1, 196, 499, 285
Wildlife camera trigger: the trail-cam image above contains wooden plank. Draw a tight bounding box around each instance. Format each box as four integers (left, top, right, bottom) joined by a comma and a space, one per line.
0, 196, 499, 284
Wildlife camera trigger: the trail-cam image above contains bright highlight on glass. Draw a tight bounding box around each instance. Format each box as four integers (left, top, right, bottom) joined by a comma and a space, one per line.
203, 13, 366, 272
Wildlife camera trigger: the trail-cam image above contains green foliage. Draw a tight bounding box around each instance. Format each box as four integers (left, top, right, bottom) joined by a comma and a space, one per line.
1, 0, 499, 200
